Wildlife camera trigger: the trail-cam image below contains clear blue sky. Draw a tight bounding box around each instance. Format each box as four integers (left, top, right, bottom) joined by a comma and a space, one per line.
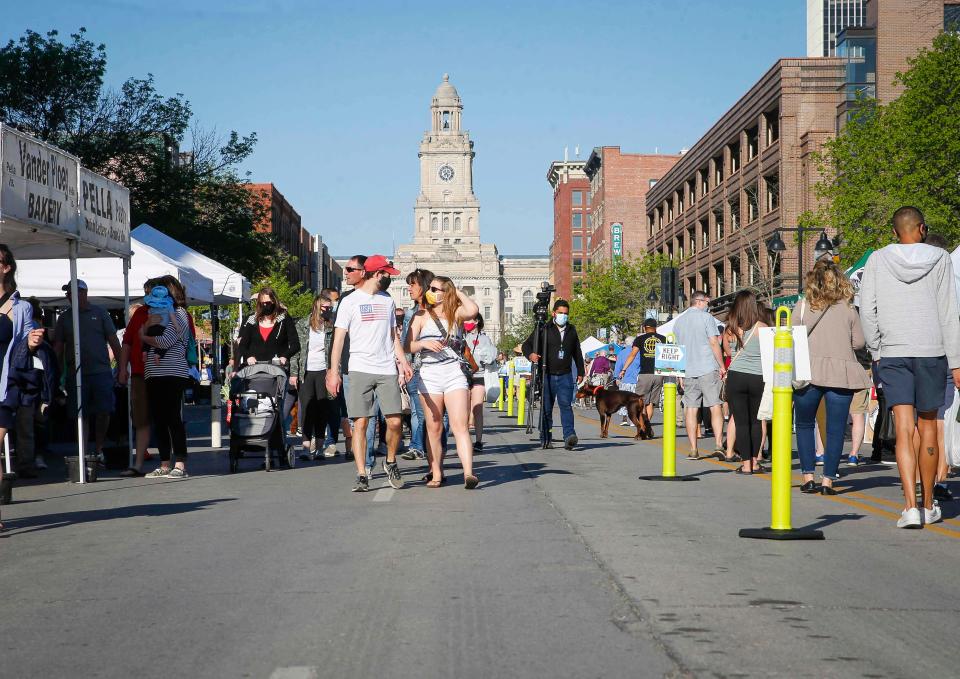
5, 1, 804, 257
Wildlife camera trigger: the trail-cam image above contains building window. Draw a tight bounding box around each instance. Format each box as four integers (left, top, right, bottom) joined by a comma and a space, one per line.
765, 173, 780, 212
764, 109, 780, 146
483, 306, 491, 320
686, 178, 696, 205
713, 155, 723, 188
454, 216, 462, 231
729, 142, 740, 174
686, 276, 696, 300
729, 198, 740, 231
573, 258, 583, 274
714, 263, 724, 297
677, 239, 684, 261
687, 227, 695, 255
729, 256, 740, 290
454, 238, 461, 244
572, 191, 583, 206
572, 213, 582, 229
443, 238, 450, 244
678, 193, 684, 215
587, 214, 592, 229
483, 287, 491, 296
746, 184, 759, 222
431, 217, 439, 231
947, 5, 960, 30
700, 219, 709, 249
699, 168, 708, 197
648, 214, 655, 237
668, 199, 674, 222
746, 126, 759, 160
522, 290, 534, 314
700, 268, 710, 296
443, 217, 450, 231
649, 179, 657, 188
572, 235, 583, 251
714, 211, 724, 241
505, 289, 512, 299
587, 235, 592, 250
748, 245, 761, 285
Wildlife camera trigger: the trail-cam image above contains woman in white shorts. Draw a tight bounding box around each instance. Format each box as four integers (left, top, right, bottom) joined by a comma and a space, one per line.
406, 276, 480, 489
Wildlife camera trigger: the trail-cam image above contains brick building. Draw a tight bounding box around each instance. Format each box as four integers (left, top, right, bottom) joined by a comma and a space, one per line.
645, 58, 847, 308
546, 159, 589, 299
584, 147, 681, 268
245, 183, 314, 290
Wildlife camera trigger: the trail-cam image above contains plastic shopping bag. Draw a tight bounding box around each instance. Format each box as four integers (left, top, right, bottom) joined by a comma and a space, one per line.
944, 388, 960, 466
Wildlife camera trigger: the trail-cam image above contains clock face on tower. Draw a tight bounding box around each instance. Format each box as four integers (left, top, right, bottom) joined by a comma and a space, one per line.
438, 164, 455, 182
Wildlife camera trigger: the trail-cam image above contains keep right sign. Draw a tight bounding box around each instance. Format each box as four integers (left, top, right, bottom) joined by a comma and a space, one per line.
655, 343, 686, 377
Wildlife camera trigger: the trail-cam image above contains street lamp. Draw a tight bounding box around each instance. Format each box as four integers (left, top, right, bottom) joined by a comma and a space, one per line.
646, 289, 659, 305
765, 227, 839, 295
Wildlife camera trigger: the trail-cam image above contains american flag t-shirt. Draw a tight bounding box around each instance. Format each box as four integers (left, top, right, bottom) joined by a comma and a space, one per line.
360, 303, 390, 322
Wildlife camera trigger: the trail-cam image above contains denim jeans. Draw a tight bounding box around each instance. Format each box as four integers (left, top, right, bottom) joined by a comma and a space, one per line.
542, 371, 576, 444
795, 384, 855, 478
407, 372, 425, 453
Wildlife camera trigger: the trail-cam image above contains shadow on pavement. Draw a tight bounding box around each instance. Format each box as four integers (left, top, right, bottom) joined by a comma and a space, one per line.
803, 513, 866, 531
476, 462, 573, 489
1, 498, 236, 536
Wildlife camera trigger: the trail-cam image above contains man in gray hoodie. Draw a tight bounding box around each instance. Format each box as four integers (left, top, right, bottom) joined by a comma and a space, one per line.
860, 206, 960, 529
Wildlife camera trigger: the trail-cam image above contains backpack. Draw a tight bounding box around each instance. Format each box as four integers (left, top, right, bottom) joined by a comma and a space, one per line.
185, 313, 198, 365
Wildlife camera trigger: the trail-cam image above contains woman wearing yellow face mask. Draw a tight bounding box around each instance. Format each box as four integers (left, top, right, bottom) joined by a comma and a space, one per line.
405, 276, 480, 489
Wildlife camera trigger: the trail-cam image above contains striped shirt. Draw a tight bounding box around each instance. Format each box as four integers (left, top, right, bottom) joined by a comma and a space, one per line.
144, 307, 191, 380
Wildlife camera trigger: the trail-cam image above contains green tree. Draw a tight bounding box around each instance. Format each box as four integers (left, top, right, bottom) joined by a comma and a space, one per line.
0, 28, 271, 280
814, 30, 960, 263
255, 256, 315, 320
497, 313, 535, 355
570, 254, 671, 337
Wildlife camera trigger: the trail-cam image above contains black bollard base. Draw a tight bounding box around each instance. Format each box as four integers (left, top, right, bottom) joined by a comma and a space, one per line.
638, 475, 699, 482
739, 527, 824, 540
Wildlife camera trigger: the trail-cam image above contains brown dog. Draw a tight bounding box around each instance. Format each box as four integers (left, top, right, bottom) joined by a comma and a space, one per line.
577, 384, 654, 440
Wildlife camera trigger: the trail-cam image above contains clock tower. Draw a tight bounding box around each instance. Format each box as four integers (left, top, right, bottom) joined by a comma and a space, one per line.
413, 74, 481, 245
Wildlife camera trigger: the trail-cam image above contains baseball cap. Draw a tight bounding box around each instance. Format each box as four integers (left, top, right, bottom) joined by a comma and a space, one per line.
364, 255, 400, 275
643, 317, 658, 328
62, 279, 88, 292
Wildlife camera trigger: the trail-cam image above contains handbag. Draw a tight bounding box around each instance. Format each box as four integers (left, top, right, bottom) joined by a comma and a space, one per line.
792, 300, 830, 390
757, 381, 774, 420
400, 384, 412, 415
483, 369, 501, 403
426, 310, 474, 381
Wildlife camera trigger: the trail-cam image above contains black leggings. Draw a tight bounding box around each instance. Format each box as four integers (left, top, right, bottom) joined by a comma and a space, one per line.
726, 370, 764, 460
146, 376, 188, 462
299, 370, 331, 442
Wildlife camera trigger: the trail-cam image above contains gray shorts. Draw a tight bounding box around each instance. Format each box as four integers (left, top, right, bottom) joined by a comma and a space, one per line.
635, 374, 665, 405
347, 371, 404, 419
682, 371, 723, 409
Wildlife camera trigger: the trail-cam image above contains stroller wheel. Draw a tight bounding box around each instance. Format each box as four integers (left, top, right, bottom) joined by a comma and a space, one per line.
286, 445, 296, 469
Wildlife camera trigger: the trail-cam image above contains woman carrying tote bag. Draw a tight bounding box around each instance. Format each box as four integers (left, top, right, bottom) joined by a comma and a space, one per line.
795, 259, 872, 495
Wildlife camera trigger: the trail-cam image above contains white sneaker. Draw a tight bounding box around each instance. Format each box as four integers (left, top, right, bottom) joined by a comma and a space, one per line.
34, 455, 47, 470
923, 504, 942, 525
896, 507, 922, 529
323, 444, 337, 458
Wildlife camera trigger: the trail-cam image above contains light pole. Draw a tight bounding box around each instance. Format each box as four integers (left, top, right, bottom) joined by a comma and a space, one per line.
766, 228, 836, 295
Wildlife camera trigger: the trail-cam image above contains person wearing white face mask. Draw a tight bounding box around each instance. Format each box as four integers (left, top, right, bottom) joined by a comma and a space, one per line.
522, 300, 585, 449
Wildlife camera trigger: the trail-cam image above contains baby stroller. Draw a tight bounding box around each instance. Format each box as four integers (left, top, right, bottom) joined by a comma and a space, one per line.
227, 363, 294, 473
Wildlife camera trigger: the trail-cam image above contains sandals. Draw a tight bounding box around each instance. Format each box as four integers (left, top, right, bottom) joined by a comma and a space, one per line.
120, 467, 145, 477
723, 454, 742, 463
464, 475, 479, 490
735, 467, 753, 475
422, 472, 445, 485
686, 453, 702, 460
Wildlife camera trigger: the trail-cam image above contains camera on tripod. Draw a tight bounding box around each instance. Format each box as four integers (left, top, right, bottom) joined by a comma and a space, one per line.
532, 281, 556, 324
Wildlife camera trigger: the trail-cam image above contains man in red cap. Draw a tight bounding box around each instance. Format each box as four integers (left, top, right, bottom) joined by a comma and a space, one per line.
327, 255, 413, 492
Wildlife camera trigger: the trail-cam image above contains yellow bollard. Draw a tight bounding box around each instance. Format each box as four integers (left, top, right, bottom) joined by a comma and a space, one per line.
740, 306, 824, 540
517, 377, 526, 425
639, 378, 697, 482
496, 377, 505, 410
661, 381, 677, 477
506, 375, 515, 417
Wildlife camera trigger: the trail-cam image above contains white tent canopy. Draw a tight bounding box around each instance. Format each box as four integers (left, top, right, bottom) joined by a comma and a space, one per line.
131, 223, 249, 304
580, 336, 605, 356
18, 236, 215, 307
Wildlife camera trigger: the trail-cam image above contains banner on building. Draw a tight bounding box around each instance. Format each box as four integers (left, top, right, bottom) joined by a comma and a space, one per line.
611, 223, 623, 261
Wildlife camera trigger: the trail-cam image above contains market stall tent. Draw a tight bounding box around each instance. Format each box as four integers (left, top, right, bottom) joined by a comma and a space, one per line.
0, 122, 132, 483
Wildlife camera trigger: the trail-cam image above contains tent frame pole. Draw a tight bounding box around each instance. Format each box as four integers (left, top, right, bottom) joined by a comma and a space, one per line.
69, 240, 87, 483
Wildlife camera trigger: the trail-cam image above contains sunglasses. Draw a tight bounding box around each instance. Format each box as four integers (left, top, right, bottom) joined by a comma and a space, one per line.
344, 266, 362, 273
428, 286, 443, 293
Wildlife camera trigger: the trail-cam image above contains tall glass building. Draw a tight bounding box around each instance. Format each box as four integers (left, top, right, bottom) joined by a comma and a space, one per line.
807, 0, 866, 56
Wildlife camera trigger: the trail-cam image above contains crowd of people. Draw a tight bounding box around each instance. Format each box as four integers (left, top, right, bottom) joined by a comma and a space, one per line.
1, 205, 957, 532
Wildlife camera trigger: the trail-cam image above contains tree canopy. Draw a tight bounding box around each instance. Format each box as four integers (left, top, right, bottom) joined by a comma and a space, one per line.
814, 30, 960, 262
0, 28, 273, 280
569, 254, 672, 338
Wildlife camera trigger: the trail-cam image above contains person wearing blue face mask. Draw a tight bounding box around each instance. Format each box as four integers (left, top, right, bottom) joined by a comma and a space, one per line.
522, 299, 584, 449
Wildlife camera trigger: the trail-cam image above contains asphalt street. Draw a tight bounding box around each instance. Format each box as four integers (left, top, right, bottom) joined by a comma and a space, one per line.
1, 402, 959, 678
